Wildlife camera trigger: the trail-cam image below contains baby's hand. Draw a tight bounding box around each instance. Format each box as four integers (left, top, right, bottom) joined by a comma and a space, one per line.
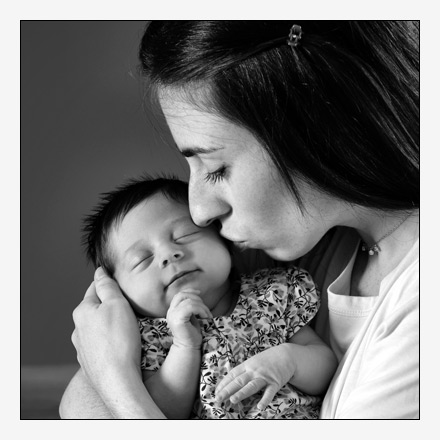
215, 344, 296, 410
166, 289, 212, 350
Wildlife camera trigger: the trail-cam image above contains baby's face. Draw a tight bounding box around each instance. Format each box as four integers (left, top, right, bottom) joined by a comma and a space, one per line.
110, 193, 232, 317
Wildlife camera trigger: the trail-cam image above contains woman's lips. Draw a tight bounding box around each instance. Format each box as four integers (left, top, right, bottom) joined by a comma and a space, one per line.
233, 241, 250, 251
221, 234, 250, 250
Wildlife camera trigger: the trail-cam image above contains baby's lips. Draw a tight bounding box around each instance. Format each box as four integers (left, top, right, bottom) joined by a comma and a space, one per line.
179, 288, 201, 295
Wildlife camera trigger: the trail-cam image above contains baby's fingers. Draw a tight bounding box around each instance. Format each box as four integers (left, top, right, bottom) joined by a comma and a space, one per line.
218, 377, 267, 404
216, 364, 245, 395
168, 297, 212, 321
169, 290, 201, 308
216, 368, 264, 402
170, 290, 212, 317
185, 301, 212, 319
256, 384, 279, 411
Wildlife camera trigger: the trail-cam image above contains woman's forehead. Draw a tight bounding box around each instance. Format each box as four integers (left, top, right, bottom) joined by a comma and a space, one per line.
160, 95, 258, 153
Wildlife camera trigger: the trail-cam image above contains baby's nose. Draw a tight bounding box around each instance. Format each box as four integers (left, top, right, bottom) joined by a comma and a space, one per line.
160, 250, 184, 268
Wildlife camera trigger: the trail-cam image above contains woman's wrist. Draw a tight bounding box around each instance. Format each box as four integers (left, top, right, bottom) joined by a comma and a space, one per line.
102, 363, 166, 419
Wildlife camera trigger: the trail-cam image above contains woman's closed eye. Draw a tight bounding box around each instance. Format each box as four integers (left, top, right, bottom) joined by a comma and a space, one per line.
204, 165, 227, 184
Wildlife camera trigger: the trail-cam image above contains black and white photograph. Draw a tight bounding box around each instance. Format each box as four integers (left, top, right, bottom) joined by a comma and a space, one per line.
14, 2, 434, 436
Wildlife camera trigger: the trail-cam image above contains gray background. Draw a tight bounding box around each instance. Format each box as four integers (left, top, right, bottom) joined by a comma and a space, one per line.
21, 21, 187, 367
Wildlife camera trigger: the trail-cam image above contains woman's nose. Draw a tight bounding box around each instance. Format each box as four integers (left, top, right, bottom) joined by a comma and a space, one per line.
188, 179, 230, 227
160, 249, 184, 269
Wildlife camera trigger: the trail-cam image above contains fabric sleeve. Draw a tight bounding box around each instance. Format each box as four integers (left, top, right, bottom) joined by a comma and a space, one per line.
283, 267, 321, 341
138, 318, 172, 372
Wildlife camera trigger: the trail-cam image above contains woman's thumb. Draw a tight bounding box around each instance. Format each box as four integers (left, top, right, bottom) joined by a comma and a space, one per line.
94, 267, 121, 301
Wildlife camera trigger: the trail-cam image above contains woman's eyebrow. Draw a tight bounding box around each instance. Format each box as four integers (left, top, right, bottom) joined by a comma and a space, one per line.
179, 145, 224, 158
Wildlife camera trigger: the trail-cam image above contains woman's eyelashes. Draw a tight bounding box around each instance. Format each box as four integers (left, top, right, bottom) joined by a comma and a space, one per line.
204, 165, 227, 184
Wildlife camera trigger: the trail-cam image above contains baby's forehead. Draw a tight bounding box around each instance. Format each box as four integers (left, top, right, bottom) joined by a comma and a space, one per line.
109, 196, 194, 244
123, 194, 190, 224
136, 194, 192, 223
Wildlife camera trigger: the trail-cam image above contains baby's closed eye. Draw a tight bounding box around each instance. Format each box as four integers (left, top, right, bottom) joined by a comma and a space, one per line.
173, 229, 202, 243
132, 254, 153, 270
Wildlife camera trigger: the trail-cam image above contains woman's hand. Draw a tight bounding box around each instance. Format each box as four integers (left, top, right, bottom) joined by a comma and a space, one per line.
68, 268, 166, 418
71, 268, 142, 400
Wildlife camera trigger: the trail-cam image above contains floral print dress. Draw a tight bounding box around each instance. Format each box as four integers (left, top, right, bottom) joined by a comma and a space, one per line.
138, 267, 322, 419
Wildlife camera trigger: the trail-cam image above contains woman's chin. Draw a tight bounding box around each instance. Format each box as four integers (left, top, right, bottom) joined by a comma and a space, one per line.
263, 247, 299, 262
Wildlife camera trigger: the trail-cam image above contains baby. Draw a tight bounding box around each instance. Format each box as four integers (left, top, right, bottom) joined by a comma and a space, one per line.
83, 175, 337, 419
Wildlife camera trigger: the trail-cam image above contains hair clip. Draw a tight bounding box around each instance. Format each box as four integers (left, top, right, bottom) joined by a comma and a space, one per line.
287, 24, 303, 48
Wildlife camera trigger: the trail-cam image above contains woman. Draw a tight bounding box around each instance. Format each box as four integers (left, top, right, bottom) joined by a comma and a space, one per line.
60, 21, 419, 419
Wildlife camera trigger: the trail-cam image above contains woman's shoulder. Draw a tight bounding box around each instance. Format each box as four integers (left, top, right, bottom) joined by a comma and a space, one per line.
380, 237, 419, 308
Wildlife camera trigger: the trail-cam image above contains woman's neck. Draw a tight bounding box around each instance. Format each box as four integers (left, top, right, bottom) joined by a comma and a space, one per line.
349, 208, 419, 297
353, 208, 419, 251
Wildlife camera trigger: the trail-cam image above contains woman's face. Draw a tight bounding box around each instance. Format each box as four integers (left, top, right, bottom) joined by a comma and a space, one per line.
160, 92, 349, 261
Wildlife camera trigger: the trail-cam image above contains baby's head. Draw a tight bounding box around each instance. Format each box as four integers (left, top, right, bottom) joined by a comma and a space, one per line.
83, 175, 232, 318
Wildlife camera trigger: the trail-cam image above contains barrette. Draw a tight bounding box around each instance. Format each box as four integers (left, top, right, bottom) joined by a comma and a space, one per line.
287, 24, 303, 48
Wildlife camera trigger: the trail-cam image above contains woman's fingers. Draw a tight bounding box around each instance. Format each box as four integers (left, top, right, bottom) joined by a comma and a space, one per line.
93, 267, 123, 302
74, 268, 125, 326
73, 282, 97, 327
83, 281, 97, 300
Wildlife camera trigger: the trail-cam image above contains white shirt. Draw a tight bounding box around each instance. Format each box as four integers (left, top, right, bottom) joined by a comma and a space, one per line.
327, 246, 378, 361
317, 230, 419, 418
237, 227, 419, 418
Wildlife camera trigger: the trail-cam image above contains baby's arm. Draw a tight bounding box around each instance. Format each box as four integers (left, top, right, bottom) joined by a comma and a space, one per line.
142, 289, 212, 419
215, 325, 337, 410
284, 324, 337, 394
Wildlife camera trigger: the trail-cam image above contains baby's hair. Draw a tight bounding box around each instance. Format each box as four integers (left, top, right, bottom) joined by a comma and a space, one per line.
82, 174, 189, 275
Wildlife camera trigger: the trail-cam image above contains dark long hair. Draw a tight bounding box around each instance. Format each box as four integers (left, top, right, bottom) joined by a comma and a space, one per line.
139, 21, 419, 211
